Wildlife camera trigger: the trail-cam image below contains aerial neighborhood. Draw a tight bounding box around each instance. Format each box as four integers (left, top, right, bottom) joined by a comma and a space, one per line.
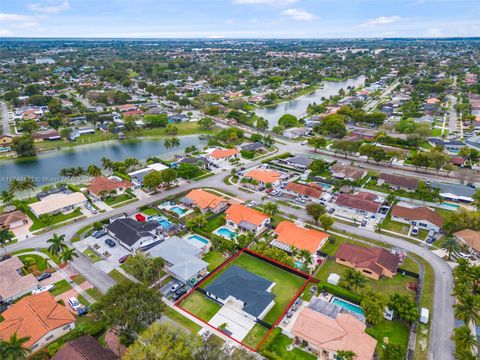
0, 34, 479, 360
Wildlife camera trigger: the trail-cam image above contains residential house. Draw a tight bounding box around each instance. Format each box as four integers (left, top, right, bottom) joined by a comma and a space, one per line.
428, 138, 464, 153
205, 265, 275, 321
225, 204, 270, 236
330, 164, 367, 182
391, 205, 444, 232
52, 335, 118, 360
0, 257, 39, 302
181, 189, 229, 214
29, 192, 87, 218
272, 221, 329, 254
0, 292, 75, 352
146, 236, 208, 284
335, 243, 399, 280
454, 229, 480, 255
283, 127, 309, 139
335, 192, 382, 215
292, 297, 376, 360
377, 173, 419, 192
33, 130, 61, 142
0, 210, 28, 230
177, 157, 210, 170
430, 182, 476, 203
106, 218, 159, 251
282, 155, 313, 170
206, 148, 240, 166
87, 176, 134, 201
128, 163, 169, 187
244, 168, 281, 187
69, 127, 96, 141
241, 142, 264, 152
0, 135, 13, 147
284, 182, 324, 202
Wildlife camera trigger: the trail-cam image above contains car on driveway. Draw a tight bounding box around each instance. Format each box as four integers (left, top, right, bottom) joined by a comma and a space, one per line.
411, 226, 419, 236
36, 272, 52, 281
328, 208, 335, 214
119, 254, 132, 264
170, 282, 182, 293
69, 297, 82, 311
93, 230, 107, 238
172, 288, 187, 301
246, 201, 256, 208
32, 284, 55, 294
104, 239, 116, 247
77, 306, 89, 316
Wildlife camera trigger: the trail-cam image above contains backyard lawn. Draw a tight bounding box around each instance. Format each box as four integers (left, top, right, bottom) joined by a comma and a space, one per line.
203, 215, 226, 233
180, 291, 222, 322
142, 207, 162, 216
104, 193, 135, 206
202, 250, 227, 271
263, 331, 317, 360
200, 252, 307, 324
366, 320, 410, 353
242, 324, 270, 349
50, 279, 73, 296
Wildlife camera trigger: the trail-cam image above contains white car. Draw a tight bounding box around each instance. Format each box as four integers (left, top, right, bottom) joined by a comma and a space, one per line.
32, 284, 55, 294
246, 201, 257, 208
68, 297, 82, 311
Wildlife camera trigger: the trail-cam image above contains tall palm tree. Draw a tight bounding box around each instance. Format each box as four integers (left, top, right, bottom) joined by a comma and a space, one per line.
343, 268, 367, 291
61, 247, 79, 265
47, 233, 68, 256
262, 202, 279, 216
8, 179, 22, 195
454, 326, 477, 353
101, 157, 114, 172
0, 230, 13, 253
20, 177, 36, 198
0, 190, 15, 206
124, 157, 140, 171
441, 237, 461, 260
455, 350, 478, 360
454, 294, 480, 327
0, 332, 30, 360
87, 164, 102, 177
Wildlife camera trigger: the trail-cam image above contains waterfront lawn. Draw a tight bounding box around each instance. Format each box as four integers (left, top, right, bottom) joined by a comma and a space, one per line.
200, 252, 307, 324
179, 291, 221, 322
29, 208, 83, 231
263, 330, 317, 360
242, 324, 270, 349
202, 250, 227, 271
50, 279, 73, 296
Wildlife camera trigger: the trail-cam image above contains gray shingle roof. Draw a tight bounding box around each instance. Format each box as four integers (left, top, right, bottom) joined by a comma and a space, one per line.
205, 265, 275, 318
107, 218, 157, 246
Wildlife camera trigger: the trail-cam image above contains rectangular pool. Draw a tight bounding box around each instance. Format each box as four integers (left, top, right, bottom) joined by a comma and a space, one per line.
170, 206, 186, 215
331, 297, 365, 316
187, 234, 210, 248
214, 227, 237, 239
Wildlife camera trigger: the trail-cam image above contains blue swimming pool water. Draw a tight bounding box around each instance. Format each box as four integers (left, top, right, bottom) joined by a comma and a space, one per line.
332, 298, 365, 316
441, 202, 460, 210
170, 206, 186, 215
158, 219, 172, 228
216, 227, 237, 239
294, 260, 303, 269
188, 234, 209, 245
317, 182, 333, 190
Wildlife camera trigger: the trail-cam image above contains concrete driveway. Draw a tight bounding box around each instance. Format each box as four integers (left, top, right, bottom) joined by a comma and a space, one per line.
74, 235, 130, 267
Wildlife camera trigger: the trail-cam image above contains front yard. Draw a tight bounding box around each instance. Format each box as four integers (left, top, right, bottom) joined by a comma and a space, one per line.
103, 193, 136, 206
180, 291, 222, 322
29, 207, 84, 231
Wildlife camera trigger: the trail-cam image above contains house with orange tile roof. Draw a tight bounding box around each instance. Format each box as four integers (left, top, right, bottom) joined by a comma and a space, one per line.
244, 168, 281, 187
181, 189, 229, 213
0, 257, 39, 302
87, 176, 134, 201
284, 182, 324, 202
292, 297, 376, 360
454, 229, 480, 255
426, 97, 440, 104
0, 292, 75, 351
391, 204, 444, 232
225, 204, 270, 236
206, 148, 239, 166
272, 221, 329, 254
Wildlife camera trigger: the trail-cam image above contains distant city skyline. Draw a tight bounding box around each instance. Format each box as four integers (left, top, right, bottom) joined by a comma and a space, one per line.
0, 0, 479, 38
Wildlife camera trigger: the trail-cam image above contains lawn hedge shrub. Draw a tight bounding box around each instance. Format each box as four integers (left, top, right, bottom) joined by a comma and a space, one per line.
318, 281, 363, 304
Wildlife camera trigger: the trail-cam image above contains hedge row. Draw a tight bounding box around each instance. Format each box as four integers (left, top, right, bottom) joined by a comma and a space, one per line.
261, 152, 291, 164
318, 281, 363, 304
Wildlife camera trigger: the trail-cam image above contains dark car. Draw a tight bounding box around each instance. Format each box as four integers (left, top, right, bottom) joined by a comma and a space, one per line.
119, 254, 132, 264
172, 288, 187, 301
93, 230, 107, 239
36, 272, 52, 281
104, 239, 116, 247
77, 306, 89, 316
328, 208, 335, 214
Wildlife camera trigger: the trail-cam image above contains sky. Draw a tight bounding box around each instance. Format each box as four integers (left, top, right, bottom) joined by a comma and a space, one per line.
0, 0, 479, 39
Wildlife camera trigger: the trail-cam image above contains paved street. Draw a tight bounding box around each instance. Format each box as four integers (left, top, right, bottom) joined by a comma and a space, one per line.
447, 95, 458, 133
0, 101, 12, 136
363, 80, 400, 112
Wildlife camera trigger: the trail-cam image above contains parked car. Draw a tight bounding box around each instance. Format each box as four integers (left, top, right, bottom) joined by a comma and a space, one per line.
36, 272, 52, 281
172, 288, 188, 301
92, 230, 107, 238
170, 283, 182, 293
32, 284, 55, 295
328, 208, 335, 214
295, 197, 306, 204
246, 201, 257, 208
361, 219, 368, 227
77, 306, 89, 316
411, 226, 419, 236
119, 254, 132, 264
104, 239, 116, 247
68, 297, 82, 311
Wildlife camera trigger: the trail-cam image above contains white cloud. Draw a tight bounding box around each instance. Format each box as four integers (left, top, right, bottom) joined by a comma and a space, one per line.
28, 0, 70, 15
233, 0, 298, 4
0, 13, 35, 22
363, 15, 401, 27
281, 8, 318, 21
0, 29, 13, 36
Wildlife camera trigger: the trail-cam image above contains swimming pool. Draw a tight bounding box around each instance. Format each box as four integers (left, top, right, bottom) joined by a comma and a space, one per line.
170, 206, 186, 215
317, 182, 333, 190
187, 234, 210, 248
214, 227, 237, 239
294, 260, 303, 269
331, 297, 365, 316
441, 202, 460, 210
158, 219, 172, 228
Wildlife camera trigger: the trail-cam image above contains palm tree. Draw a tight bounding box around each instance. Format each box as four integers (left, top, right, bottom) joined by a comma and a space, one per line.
87, 164, 102, 177
0, 332, 30, 360
8, 179, 22, 195
455, 350, 478, 360
101, 157, 114, 172
454, 294, 480, 328
124, 157, 140, 171
0, 190, 15, 206
164, 137, 180, 149
336, 350, 356, 360
20, 177, 36, 198
343, 268, 367, 291
454, 326, 477, 353
441, 236, 461, 260
61, 247, 79, 265
0, 230, 13, 253
47, 233, 68, 256
298, 249, 313, 273
262, 202, 279, 216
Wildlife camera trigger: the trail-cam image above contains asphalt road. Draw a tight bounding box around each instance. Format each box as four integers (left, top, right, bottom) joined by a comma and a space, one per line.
448, 95, 458, 133
363, 80, 400, 113
0, 101, 12, 136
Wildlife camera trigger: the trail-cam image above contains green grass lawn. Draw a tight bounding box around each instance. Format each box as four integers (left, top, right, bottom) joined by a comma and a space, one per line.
242, 324, 270, 349
263, 331, 317, 360
83, 249, 102, 263
381, 217, 410, 235
200, 252, 307, 324
104, 193, 135, 206
29, 208, 83, 231
50, 279, 73, 296
180, 291, 222, 322
202, 250, 227, 271
366, 320, 410, 354
315, 259, 416, 299
164, 306, 202, 333
108, 269, 131, 284
142, 207, 162, 216
203, 215, 226, 233
85, 287, 103, 300
321, 235, 372, 256
39, 249, 62, 265
18, 254, 49, 272
72, 275, 86, 285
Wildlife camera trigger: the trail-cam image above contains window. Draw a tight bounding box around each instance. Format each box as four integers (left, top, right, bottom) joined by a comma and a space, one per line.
363, 270, 372, 275
31, 344, 38, 350
63, 324, 71, 330
46, 335, 54, 341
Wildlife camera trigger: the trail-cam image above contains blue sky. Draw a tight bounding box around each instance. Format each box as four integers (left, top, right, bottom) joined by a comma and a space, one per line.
0, 0, 479, 38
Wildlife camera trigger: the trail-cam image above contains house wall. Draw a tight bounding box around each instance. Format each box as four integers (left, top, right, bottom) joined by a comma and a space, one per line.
335, 258, 380, 280
257, 299, 275, 320
29, 322, 75, 352
391, 215, 440, 232
30, 200, 87, 218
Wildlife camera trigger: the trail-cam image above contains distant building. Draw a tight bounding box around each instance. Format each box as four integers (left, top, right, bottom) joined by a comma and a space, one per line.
52, 335, 118, 360
244, 168, 281, 187
335, 192, 382, 214
283, 127, 309, 139
330, 164, 367, 182
377, 173, 419, 192
87, 176, 134, 201
0, 257, 39, 302
284, 182, 324, 201
0, 210, 28, 230
29, 192, 87, 217
454, 229, 480, 255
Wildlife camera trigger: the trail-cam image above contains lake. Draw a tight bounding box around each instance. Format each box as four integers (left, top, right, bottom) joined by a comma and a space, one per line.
254, 76, 366, 127
0, 135, 207, 191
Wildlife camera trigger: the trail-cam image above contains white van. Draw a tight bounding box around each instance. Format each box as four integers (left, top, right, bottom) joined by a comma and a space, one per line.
420, 308, 429, 324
